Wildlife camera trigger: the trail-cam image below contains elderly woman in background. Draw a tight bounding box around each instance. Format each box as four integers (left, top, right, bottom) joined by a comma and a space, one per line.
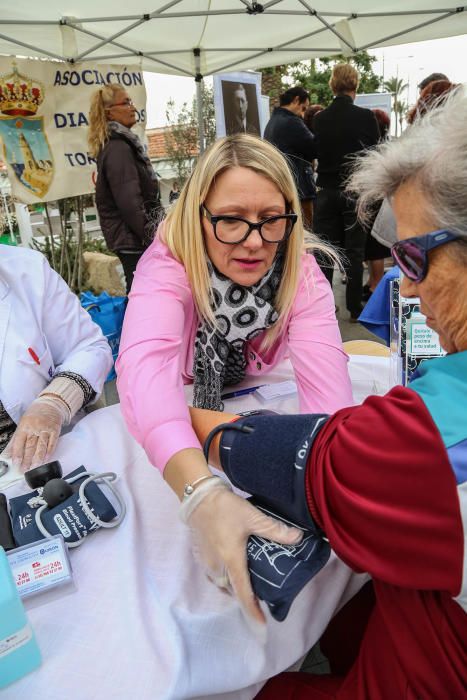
117, 134, 353, 608
185, 86, 467, 699
88, 83, 162, 293
0, 246, 112, 476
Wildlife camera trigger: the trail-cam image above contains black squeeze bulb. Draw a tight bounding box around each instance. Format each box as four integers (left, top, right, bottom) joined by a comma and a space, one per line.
41, 478, 73, 508
0, 493, 15, 551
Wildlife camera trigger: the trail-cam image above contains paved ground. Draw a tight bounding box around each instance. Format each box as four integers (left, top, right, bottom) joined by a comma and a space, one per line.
333, 271, 383, 344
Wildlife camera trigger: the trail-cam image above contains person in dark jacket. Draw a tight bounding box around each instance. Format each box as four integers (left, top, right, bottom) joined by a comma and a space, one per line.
88, 83, 162, 293
313, 64, 379, 320
264, 87, 317, 229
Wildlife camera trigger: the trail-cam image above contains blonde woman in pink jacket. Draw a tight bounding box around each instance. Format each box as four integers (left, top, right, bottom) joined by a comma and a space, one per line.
117, 134, 353, 622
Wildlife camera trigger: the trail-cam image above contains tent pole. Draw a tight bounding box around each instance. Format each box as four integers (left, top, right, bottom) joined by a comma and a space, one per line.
0, 31, 64, 60
194, 48, 205, 155
196, 77, 205, 155
358, 10, 457, 51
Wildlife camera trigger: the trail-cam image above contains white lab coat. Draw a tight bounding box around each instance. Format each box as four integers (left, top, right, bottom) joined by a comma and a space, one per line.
0, 245, 113, 424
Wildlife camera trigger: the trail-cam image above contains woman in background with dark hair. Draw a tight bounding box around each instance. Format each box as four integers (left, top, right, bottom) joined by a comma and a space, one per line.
264, 86, 317, 229
303, 104, 324, 134
372, 108, 390, 139
407, 79, 458, 124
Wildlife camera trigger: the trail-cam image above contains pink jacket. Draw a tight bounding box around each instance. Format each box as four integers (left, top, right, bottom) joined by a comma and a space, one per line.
117, 235, 353, 472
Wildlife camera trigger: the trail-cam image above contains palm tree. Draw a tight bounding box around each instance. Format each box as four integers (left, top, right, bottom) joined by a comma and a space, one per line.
394, 99, 409, 136
384, 77, 409, 136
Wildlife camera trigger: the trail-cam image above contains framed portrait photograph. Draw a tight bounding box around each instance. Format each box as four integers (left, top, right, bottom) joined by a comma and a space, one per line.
213, 71, 264, 139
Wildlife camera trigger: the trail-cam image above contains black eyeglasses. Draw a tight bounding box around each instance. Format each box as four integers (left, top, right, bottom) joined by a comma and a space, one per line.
201, 205, 297, 245
391, 229, 459, 282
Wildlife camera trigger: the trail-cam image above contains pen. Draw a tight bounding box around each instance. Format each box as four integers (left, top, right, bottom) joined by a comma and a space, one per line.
28, 347, 41, 365
221, 385, 265, 400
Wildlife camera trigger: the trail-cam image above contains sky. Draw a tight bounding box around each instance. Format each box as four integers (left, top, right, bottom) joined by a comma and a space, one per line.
368, 33, 467, 104
144, 33, 467, 129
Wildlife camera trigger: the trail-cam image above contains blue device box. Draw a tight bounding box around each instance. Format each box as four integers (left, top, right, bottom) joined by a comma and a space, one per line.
0, 547, 41, 688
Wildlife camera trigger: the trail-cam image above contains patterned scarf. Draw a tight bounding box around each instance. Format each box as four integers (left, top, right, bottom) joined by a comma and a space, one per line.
193, 255, 283, 410
107, 121, 158, 184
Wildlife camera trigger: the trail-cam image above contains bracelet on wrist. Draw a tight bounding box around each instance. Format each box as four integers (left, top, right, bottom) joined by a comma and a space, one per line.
183, 474, 216, 501
179, 476, 232, 523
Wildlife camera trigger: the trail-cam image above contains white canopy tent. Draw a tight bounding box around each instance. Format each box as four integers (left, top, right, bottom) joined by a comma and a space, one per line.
1, 1, 467, 75
1, 1, 466, 148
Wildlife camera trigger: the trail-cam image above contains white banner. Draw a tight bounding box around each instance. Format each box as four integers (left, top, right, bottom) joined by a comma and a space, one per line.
0, 57, 147, 204
354, 92, 392, 115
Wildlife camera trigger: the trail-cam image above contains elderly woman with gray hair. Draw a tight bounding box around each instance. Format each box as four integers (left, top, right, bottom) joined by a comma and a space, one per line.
185, 86, 467, 699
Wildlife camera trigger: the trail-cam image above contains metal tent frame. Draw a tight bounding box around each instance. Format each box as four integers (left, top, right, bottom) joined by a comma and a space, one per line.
1, 1, 466, 150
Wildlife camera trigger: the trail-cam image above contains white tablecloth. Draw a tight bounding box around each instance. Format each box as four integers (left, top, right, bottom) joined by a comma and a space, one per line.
2, 357, 389, 700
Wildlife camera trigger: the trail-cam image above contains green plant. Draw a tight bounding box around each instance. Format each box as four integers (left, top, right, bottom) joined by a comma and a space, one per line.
264, 51, 383, 107
394, 98, 410, 137
164, 84, 217, 185
30, 195, 114, 293
383, 77, 409, 136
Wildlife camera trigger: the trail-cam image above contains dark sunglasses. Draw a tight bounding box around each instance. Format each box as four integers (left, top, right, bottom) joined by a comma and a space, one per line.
391, 229, 460, 282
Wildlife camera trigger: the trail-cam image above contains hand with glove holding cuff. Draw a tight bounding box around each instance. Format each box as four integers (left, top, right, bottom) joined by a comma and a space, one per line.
183, 407, 332, 623
179, 474, 304, 624
165, 442, 303, 624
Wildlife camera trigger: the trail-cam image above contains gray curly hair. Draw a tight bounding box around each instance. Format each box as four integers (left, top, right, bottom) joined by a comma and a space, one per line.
348, 84, 467, 246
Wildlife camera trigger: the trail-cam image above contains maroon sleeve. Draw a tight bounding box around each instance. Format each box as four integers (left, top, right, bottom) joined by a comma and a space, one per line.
306, 386, 464, 593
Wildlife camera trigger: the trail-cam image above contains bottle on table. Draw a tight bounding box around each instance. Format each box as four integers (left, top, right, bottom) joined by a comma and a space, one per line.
0, 546, 41, 688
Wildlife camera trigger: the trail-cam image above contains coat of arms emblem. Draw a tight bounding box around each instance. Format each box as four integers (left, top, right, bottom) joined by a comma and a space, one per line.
0, 62, 54, 199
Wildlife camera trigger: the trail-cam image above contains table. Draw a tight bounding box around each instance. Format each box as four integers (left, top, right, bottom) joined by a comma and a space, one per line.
2, 357, 389, 700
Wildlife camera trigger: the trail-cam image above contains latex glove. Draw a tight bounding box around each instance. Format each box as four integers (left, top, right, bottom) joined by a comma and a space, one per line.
180, 478, 303, 624
5, 395, 69, 471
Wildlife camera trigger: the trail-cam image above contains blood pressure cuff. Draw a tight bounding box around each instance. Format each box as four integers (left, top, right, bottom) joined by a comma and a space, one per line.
247, 501, 331, 621
214, 412, 331, 621
219, 413, 329, 533
9, 466, 117, 547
